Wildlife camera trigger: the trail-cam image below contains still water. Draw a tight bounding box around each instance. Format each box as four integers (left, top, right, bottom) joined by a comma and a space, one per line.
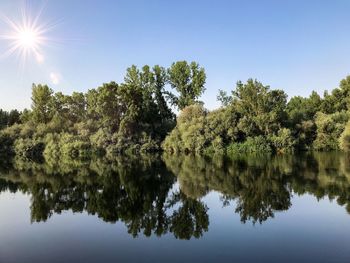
0, 153, 350, 262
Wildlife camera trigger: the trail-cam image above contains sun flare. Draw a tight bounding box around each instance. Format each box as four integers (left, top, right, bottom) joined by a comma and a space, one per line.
18, 28, 39, 48
0, 6, 52, 64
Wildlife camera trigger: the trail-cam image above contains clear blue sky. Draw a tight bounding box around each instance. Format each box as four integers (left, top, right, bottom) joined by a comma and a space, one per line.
0, 0, 350, 111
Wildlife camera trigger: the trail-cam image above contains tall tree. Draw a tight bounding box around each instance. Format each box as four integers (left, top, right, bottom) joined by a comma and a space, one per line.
168, 61, 206, 110
153, 65, 174, 122
31, 84, 54, 124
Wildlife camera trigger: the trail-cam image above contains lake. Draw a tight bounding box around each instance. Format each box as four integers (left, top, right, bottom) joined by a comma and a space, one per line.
0, 152, 350, 262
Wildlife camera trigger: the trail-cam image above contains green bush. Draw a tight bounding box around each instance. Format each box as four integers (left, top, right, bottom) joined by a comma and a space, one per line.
61, 140, 91, 159
43, 133, 92, 161
59, 134, 91, 159
162, 105, 238, 154
43, 133, 62, 162
226, 136, 272, 155
313, 111, 349, 151
270, 128, 296, 153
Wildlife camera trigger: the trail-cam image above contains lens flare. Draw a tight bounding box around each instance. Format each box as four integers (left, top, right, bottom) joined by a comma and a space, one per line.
0, 4, 53, 65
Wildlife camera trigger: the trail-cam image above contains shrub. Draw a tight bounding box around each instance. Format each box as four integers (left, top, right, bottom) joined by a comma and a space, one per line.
59, 134, 91, 159
313, 111, 349, 151
43, 133, 92, 161
270, 128, 296, 153
90, 128, 113, 152
162, 105, 239, 154
43, 133, 61, 162
226, 136, 272, 155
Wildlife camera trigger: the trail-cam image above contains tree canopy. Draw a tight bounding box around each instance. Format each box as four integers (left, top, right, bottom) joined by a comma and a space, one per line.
1, 61, 350, 160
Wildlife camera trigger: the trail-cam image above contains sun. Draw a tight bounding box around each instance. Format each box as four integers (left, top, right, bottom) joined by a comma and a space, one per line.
18, 28, 39, 48
0, 5, 52, 65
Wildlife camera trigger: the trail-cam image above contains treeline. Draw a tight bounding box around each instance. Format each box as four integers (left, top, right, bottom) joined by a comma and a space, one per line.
163, 75, 350, 154
1, 60, 350, 159
0, 61, 205, 159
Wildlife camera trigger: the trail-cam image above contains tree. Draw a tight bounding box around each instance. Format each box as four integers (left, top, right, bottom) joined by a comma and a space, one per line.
287, 91, 321, 125
153, 65, 174, 123
0, 109, 21, 130
67, 92, 86, 123
0, 109, 9, 130
168, 61, 206, 110
313, 111, 349, 151
232, 79, 287, 137
320, 76, 350, 114
7, 110, 21, 126
93, 82, 121, 131
217, 89, 233, 107
31, 84, 54, 124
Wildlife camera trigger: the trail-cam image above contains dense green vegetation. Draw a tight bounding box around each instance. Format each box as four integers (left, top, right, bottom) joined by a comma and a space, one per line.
164, 76, 350, 154
1, 61, 350, 160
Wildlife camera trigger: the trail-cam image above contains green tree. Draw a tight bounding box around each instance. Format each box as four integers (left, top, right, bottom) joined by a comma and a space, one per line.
31, 84, 54, 124
232, 79, 287, 137
217, 89, 233, 107
168, 61, 206, 110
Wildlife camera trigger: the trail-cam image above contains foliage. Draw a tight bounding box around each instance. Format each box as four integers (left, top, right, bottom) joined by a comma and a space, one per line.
1, 64, 350, 158
232, 79, 287, 137
31, 84, 54, 124
313, 111, 349, 151
14, 138, 45, 159
339, 121, 350, 151
0, 109, 21, 130
286, 91, 321, 125
162, 104, 239, 154
168, 61, 206, 110
226, 136, 272, 155
270, 128, 296, 153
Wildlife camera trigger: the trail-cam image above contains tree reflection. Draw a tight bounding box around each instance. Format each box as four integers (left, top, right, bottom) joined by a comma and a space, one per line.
163, 154, 292, 224
1, 152, 350, 238
167, 191, 209, 239
0, 155, 208, 239
164, 152, 350, 224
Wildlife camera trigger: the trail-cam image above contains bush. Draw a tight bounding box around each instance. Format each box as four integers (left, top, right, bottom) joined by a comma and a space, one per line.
162, 128, 183, 153
162, 105, 207, 153
313, 111, 349, 151
270, 128, 296, 153
43, 133, 62, 161
162, 105, 239, 154
61, 140, 91, 159
90, 128, 113, 152
59, 134, 91, 159
43, 133, 92, 161
226, 136, 272, 155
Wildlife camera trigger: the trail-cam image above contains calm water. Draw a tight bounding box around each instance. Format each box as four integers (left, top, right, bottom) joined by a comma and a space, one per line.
0, 153, 350, 262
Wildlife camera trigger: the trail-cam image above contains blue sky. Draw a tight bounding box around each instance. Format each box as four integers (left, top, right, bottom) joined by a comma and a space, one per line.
0, 0, 350, 111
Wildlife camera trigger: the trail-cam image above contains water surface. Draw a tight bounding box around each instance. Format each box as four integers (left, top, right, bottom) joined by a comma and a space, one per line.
0, 153, 350, 262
